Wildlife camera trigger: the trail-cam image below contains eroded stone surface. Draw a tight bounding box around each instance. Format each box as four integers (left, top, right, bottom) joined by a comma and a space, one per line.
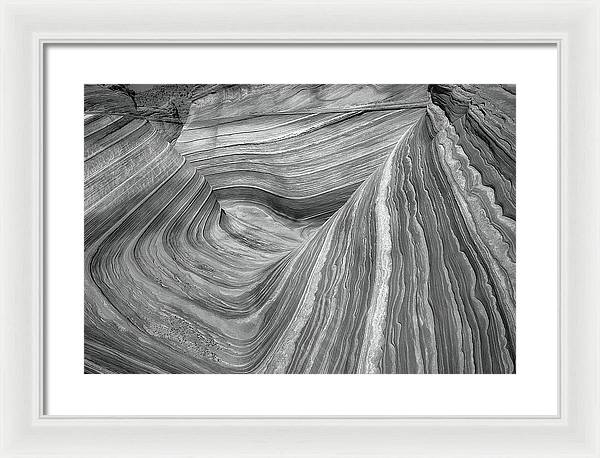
84, 84, 515, 374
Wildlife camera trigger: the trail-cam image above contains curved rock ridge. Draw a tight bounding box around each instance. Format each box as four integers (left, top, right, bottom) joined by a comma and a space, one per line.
84, 84, 516, 374
84, 84, 193, 245
429, 84, 516, 221
177, 84, 429, 223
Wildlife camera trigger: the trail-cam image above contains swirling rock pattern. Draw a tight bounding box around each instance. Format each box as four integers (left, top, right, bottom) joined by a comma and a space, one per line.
84, 84, 516, 374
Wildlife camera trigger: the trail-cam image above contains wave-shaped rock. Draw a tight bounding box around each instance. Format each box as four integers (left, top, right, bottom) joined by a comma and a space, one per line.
84, 84, 516, 374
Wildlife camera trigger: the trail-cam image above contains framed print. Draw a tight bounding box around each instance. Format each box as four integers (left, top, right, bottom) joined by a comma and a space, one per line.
1, 0, 599, 456
45, 44, 557, 418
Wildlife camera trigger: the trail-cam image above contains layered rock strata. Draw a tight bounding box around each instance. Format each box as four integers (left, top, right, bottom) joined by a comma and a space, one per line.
84, 84, 516, 374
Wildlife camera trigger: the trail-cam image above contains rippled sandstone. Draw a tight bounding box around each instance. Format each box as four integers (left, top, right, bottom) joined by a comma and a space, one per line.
84, 84, 516, 374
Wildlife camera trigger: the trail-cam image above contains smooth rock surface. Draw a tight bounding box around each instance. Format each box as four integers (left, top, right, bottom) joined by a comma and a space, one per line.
84, 84, 516, 374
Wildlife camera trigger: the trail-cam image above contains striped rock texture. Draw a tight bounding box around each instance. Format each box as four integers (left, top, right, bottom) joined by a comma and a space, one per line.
84, 84, 516, 374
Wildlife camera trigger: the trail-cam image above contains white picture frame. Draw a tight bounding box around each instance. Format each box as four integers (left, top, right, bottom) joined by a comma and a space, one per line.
1, 0, 598, 456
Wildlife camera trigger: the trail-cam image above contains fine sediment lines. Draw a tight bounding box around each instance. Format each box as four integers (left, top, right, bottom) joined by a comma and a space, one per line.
84, 83, 516, 374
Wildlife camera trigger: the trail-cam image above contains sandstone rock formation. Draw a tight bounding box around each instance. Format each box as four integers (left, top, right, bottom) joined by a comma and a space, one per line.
84, 84, 516, 374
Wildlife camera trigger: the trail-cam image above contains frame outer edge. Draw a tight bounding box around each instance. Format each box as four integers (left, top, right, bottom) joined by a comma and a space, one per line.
1, 0, 599, 456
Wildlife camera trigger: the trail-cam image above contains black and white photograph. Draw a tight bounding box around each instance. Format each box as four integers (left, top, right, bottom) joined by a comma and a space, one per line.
84, 83, 516, 374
